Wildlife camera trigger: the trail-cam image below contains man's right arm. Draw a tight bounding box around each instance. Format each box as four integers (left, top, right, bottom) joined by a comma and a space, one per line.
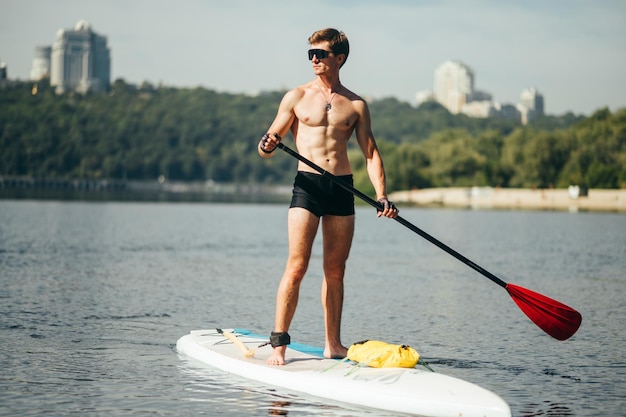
258, 89, 301, 158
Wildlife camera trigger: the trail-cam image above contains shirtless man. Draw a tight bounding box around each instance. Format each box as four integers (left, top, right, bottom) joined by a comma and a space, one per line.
258, 28, 398, 366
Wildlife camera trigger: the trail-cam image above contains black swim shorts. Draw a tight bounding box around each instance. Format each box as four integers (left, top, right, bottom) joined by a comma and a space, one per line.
290, 171, 355, 217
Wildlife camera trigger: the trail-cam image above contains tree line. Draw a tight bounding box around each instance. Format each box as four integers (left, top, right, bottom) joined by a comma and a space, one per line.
1, 79, 624, 195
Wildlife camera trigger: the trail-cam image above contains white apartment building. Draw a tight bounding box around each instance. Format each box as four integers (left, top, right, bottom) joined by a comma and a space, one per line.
417, 60, 544, 124
433, 60, 474, 114
49, 20, 111, 94
518, 87, 545, 124
30, 46, 51, 81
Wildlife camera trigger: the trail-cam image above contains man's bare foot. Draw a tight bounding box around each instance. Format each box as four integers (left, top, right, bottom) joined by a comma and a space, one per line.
267, 346, 287, 366
324, 344, 348, 359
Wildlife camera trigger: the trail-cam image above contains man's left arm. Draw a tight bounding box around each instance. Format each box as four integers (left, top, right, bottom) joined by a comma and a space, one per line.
354, 102, 398, 218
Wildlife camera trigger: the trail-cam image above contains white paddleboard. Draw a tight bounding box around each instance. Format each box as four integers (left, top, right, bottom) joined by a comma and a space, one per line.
176, 328, 511, 417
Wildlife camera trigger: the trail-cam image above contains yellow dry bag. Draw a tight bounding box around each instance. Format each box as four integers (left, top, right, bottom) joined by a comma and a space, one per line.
347, 340, 420, 368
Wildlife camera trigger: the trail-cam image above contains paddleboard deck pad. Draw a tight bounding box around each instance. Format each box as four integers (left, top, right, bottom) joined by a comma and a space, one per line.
177, 329, 511, 417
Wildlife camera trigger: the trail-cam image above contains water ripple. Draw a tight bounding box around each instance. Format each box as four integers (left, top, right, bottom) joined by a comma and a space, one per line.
1, 201, 624, 417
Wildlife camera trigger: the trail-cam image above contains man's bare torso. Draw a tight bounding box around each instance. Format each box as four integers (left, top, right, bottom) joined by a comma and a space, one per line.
290, 80, 363, 176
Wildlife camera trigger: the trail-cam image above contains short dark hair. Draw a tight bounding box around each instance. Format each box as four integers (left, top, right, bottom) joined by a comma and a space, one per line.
308, 28, 349, 67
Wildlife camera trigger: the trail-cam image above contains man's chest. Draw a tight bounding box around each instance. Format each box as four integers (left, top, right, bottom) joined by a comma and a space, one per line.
294, 95, 357, 131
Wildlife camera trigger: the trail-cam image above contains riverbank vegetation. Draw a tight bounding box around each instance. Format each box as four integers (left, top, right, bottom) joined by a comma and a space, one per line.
2, 79, 624, 196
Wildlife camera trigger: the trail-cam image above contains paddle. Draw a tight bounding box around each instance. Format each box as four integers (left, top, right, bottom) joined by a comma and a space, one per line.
276, 142, 582, 341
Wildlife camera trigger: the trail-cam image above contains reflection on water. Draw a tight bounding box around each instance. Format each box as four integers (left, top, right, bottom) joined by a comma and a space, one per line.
518, 401, 575, 417
269, 401, 292, 416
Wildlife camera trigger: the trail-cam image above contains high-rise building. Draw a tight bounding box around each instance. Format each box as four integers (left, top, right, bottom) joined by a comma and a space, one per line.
520, 87, 544, 114
418, 61, 542, 122
50, 20, 111, 94
30, 46, 51, 81
433, 60, 474, 114
518, 87, 545, 124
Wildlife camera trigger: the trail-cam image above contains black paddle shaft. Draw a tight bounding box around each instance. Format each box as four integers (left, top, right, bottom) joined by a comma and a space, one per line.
277, 143, 508, 289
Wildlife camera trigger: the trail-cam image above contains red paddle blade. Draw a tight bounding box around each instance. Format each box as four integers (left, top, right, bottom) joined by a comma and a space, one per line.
506, 283, 582, 340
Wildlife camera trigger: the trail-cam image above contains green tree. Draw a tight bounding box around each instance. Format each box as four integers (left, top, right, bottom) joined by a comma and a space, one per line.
0, 80, 621, 193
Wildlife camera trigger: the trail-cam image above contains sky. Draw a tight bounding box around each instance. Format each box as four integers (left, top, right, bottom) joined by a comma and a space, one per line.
1, 0, 625, 115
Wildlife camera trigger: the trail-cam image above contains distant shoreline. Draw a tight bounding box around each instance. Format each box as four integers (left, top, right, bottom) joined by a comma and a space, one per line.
2, 176, 625, 212
0, 177, 292, 204
389, 187, 626, 213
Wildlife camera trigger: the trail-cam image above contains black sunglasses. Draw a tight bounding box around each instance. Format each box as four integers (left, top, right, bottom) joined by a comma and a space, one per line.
308, 49, 333, 60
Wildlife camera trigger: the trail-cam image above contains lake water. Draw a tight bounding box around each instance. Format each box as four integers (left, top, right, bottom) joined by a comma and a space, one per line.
1, 200, 624, 416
